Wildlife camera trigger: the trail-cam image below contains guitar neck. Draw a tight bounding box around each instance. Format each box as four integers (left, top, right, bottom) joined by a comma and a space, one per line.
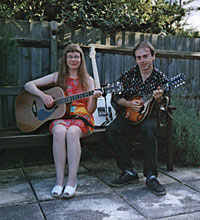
55, 90, 95, 105
91, 57, 101, 89
54, 84, 120, 105
161, 83, 168, 91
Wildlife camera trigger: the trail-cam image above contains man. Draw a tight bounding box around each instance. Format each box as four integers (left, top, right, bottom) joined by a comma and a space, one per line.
106, 41, 169, 195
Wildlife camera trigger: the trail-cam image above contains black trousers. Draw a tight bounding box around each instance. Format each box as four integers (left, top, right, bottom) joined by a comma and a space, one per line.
106, 116, 158, 177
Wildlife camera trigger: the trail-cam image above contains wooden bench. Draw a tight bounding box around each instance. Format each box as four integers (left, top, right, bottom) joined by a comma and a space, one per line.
0, 109, 176, 171
0, 127, 106, 149
0, 87, 175, 171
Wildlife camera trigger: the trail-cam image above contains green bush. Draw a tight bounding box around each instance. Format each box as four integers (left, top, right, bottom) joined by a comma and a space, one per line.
0, 0, 199, 36
172, 97, 200, 166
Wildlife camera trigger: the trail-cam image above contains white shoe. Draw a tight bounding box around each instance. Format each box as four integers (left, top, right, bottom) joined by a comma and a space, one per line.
63, 184, 77, 199
51, 185, 64, 198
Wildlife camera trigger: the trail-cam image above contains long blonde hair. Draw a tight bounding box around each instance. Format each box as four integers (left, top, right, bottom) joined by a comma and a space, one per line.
56, 43, 89, 91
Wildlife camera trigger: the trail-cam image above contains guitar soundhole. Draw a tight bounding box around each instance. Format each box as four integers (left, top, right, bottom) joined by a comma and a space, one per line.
139, 106, 144, 113
32, 100, 38, 117
45, 104, 57, 111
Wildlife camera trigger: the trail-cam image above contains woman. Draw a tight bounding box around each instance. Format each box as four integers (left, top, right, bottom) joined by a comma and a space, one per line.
24, 43, 101, 199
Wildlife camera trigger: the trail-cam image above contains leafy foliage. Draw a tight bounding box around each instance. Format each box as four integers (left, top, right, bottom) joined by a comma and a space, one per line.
172, 97, 200, 166
0, 0, 198, 36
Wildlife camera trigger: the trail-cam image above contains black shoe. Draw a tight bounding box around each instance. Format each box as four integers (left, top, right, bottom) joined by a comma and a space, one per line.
110, 171, 139, 187
146, 177, 166, 195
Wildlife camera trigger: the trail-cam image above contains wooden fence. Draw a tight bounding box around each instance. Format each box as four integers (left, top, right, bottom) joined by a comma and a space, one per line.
0, 19, 199, 129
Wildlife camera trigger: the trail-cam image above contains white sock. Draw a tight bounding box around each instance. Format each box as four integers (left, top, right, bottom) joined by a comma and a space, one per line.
148, 175, 156, 180
126, 170, 135, 176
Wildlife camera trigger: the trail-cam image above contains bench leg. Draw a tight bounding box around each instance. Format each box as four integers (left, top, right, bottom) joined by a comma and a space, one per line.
166, 110, 173, 171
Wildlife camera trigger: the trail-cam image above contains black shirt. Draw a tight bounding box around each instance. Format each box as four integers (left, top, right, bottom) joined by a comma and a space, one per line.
112, 65, 169, 118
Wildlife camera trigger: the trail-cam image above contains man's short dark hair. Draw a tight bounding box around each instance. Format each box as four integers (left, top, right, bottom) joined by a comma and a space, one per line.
133, 41, 155, 59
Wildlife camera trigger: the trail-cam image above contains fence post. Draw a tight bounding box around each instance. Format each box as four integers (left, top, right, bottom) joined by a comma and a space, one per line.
50, 21, 58, 73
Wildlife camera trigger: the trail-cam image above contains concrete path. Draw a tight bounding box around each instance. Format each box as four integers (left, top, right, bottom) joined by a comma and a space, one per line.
0, 158, 200, 220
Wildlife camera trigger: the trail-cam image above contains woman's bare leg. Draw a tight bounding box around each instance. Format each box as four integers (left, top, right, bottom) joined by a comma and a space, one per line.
66, 125, 82, 187
52, 124, 67, 186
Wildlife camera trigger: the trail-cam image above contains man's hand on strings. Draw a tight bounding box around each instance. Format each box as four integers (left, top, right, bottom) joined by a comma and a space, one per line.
153, 86, 163, 102
127, 99, 143, 112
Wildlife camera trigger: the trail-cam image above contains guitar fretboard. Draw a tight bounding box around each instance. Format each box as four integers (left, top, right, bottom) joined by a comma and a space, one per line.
55, 90, 95, 105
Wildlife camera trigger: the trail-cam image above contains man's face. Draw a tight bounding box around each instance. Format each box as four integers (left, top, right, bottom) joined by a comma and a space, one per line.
135, 47, 155, 72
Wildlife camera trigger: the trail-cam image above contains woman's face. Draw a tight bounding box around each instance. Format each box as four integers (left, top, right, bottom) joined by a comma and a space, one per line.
66, 51, 81, 71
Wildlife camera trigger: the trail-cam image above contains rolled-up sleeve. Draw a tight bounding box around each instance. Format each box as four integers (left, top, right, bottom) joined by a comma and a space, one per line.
112, 71, 129, 103
112, 77, 124, 103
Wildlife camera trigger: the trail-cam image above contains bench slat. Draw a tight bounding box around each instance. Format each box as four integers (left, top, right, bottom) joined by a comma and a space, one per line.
0, 133, 52, 148
0, 128, 106, 149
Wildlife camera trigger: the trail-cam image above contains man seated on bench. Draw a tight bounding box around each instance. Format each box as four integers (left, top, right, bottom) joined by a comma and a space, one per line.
106, 41, 170, 196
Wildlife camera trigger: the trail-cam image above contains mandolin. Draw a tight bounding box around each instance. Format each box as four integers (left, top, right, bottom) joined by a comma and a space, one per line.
126, 73, 185, 124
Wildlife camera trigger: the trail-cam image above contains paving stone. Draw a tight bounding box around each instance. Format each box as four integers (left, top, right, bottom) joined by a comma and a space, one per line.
40, 193, 146, 220
112, 181, 200, 219
81, 158, 144, 173
23, 164, 87, 180
0, 181, 36, 208
89, 169, 173, 188
30, 172, 112, 201
161, 166, 200, 182
0, 203, 44, 220
184, 179, 200, 192
29, 177, 57, 201
159, 211, 200, 220
0, 168, 35, 208
0, 168, 25, 183
81, 158, 144, 186
1, 160, 200, 220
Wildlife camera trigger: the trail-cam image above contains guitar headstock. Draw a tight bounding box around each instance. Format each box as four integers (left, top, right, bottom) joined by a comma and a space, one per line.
89, 46, 96, 59
103, 82, 123, 94
169, 73, 186, 88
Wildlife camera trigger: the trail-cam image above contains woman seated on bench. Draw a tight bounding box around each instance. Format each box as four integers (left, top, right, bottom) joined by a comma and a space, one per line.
24, 43, 101, 199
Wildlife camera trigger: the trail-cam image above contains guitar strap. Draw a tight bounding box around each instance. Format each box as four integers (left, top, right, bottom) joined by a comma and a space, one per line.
100, 94, 111, 127
159, 96, 172, 127
68, 115, 95, 129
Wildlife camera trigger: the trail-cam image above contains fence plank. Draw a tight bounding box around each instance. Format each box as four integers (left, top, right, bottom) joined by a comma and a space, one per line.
42, 48, 51, 75
17, 47, 30, 86
50, 21, 58, 73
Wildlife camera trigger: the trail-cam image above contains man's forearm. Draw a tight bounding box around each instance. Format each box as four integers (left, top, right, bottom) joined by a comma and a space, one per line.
116, 98, 129, 107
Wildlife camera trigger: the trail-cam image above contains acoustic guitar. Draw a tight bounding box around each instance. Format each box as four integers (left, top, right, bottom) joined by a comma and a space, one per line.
125, 73, 185, 124
15, 83, 123, 132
